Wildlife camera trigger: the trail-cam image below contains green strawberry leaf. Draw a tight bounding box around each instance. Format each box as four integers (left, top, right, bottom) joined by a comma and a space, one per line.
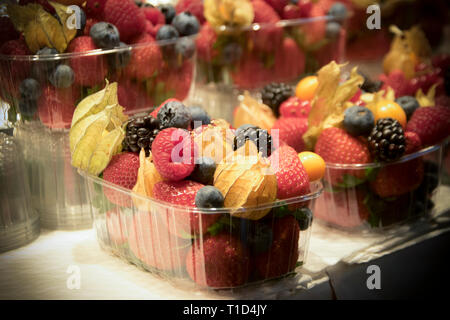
335, 174, 366, 188
363, 192, 385, 228
207, 214, 233, 236
365, 167, 380, 182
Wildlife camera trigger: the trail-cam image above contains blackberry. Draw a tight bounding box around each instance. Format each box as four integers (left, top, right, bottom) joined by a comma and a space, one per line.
359, 72, 382, 93
368, 118, 406, 162
123, 115, 161, 156
234, 125, 272, 157
261, 82, 293, 116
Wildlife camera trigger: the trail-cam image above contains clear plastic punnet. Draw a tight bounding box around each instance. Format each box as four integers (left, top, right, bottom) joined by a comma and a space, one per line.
314, 144, 445, 231
81, 168, 322, 290
190, 16, 347, 122
0, 36, 196, 229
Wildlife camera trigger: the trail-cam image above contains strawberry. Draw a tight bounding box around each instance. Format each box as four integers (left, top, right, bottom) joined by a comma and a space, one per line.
151, 128, 196, 181
176, 0, 205, 24
153, 180, 221, 236
279, 97, 311, 118
105, 208, 127, 245
85, 0, 107, 20
299, 4, 326, 44
102, 152, 140, 207
406, 106, 450, 146
314, 127, 372, 185
269, 145, 310, 199
404, 131, 422, 154
123, 33, 162, 81
128, 211, 191, 271
262, 0, 288, 16
370, 158, 424, 198
37, 85, 80, 129
298, 0, 313, 17
117, 80, 154, 114
271, 117, 308, 153
67, 36, 107, 87
273, 37, 305, 82
314, 188, 369, 228
142, 5, 166, 25
0, 17, 20, 46
143, 20, 154, 35
251, 0, 282, 53
254, 215, 299, 280
282, 4, 302, 20
103, 0, 146, 43
346, 29, 390, 61
158, 61, 193, 101
196, 23, 218, 62
231, 53, 270, 89
253, 0, 280, 23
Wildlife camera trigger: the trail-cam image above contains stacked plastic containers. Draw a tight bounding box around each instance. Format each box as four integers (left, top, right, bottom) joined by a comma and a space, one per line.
0, 36, 196, 229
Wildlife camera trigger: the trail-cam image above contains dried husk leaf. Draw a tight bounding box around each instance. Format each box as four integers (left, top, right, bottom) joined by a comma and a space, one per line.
233, 92, 276, 130
193, 124, 235, 163
88, 126, 124, 176
214, 141, 277, 220
416, 84, 437, 107
303, 62, 364, 150
204, 0, 254, 28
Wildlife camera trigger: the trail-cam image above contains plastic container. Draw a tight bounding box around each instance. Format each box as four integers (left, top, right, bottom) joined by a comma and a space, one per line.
190, 16, 346, 121
0, 131, 39, 252
81, 169, 322, 290
0, 36, 196, 229
314, 144, 444, 231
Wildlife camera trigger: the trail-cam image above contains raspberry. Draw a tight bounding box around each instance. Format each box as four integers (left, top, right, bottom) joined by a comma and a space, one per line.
175, 0, 205, 24
83, 18, 100, 36
123, 33, 162, 81
103, 0, 146, 42
67, 36, 107, 87
406, 106, 450, 146
271, 117, 308, 153
279, 97, 311, 118
85, 0, 107, 19
151, 128, 196, 181
404, 131, 422, 154
379, 70, 415, 98
142, 5, 165, 25
102, 152, 140, 207
269, 145, 310, 199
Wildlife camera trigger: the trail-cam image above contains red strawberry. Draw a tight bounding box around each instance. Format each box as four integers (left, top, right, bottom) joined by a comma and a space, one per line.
315, 127, 372, 185
251, 0, 282, 52
142, 5, 166, 25
150, 98, 178, 118
117, 80, 154, 114
83, 18, 100, 36
103, 0, 146, 42
231, 54, 270, 89
299, 4, 326, 44
196, 23, 218, 62
279, 97, 311, 118
143, 20, 154, 35
102, 152, 140, 207
153, 180, 221, 236
67, 36, 107, 87
406, 106, 450, 146
152, 128, 196, 181
298, 0, 313, 17
0, 17, 20, 46
105, 208, 127, 245
85, 0, 107, 19
186, 233, 249, 288
254, 215, 299, 280
123, 33, 162, 81
404, 131, 422, 154
314, 188, 369, 228
175, 0, 205, 24
128, 211, 191, 271
158, 61, 193, 101
262, 0, 288, 16
37, 85, 80, 129
271, 117, 308, 152
370, 158, 424, 198
274, 37, 305, 82
253, 0, 280, 23
269, 145, 310, 199
282, 4, 302, 19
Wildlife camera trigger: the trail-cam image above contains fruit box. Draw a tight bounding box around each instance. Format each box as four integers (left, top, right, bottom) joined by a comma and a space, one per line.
315, 144, 445, 231
81, 169, 322, 290
0, 36, 196, 229
191, 16, 347, 122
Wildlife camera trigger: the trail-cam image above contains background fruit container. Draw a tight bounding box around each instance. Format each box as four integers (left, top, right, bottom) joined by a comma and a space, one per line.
314, 144, 444, 231
0, 0, 197, 229
189, 0, 348, 121
82, 170, 322, 290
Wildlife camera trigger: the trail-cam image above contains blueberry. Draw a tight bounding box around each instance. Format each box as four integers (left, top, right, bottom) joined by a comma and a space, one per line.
189, 106, 211, 128
221, 42, 243, 64
32, 47, 59, 79
157, 100, 192, 129
172, 11, 200, 36
18, 78, 41, 117
175, 36, 196, 59
158, 4, 176, 24
328, 2, 348, 23
195, 186, 224, 208
90, 22, 120, 49
107, 42, 131, 69
191, 157, 216, 185
49, 65, 74, 88
343, 105, 375, 136
242, 221, 273, 254
156, 25, 179, 41
395, 96, 419, 120
325, 21, 341, 39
